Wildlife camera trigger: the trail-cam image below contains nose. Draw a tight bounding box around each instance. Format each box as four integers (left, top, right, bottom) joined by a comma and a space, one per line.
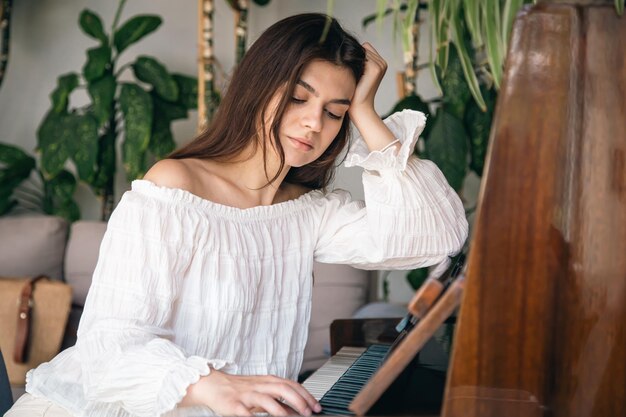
301, 107, 323, 132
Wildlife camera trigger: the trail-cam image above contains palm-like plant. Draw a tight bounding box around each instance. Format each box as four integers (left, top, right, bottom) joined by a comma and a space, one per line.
368, 0, 623, 294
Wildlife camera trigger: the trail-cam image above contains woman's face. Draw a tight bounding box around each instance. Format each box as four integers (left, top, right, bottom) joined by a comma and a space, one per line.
275, 60, 356, 168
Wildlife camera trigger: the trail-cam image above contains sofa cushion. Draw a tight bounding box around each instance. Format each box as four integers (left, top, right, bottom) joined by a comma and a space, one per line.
64, 221, 107, 306
0, 216, 68, 280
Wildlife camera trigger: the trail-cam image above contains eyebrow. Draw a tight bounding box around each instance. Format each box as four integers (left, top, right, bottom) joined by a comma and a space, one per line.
297, 80, 351, 105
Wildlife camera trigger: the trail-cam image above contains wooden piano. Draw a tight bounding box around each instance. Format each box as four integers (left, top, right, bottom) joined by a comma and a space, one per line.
304, 2, 626, 416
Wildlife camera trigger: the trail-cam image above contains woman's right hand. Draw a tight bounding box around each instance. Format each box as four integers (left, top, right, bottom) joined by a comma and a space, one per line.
180, 368, 322, 416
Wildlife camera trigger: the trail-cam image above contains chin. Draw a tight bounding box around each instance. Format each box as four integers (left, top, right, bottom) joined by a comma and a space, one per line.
285, 159, 311, 169
284, 153, 317, 169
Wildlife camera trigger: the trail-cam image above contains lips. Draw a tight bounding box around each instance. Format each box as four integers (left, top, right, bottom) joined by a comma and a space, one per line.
288, 136, 314, 151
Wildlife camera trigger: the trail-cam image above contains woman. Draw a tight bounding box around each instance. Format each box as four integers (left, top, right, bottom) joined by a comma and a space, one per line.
7, 13, 467, 417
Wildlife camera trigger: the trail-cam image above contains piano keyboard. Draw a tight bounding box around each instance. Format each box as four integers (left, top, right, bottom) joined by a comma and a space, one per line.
303, 344, 391, 415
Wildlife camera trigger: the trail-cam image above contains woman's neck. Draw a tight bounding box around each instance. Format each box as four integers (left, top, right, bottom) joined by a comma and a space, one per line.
192, 141, 294, 207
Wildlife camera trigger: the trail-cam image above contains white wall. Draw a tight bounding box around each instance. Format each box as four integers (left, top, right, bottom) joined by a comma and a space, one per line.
0, 0, 455, 304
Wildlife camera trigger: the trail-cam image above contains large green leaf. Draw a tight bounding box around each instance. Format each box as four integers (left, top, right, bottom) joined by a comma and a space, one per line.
0, 143, 36, 215
132, 56, 178, 102
79, 9, 108, 43
148, 92, 188, 159
83, 45, 111, 82
464, 86, 497, 176
483, 1, 504, 89
69, 114, 99, 182
37, 112, 98, 180
92, 131, 116, 191
50, 73, 79, 114
407, 267, 429, 291
51, 199, 80, 223
0, 142, 36, 168
502, 0, 524, 48
0, 197, 17, 216
440, 47, 471, 120
44, 170, 80, 222
172, 73, 198, 110
37, 112, 72, 176
450, 5, 486, 111
119, 83, 152, 180
0, 154, 35, 187
152, 92, 187, 121
87, 74, 116, 127
426, 110, 469, 191
48, 170, 76, 201
149, 116, 176, 159
401, 0, 419, 53
122, 141, 147, 181
463, 0, 483, 48
113, 15, 162, 54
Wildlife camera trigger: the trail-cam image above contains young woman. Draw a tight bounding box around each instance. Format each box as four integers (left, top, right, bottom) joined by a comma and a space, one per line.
7, 13, 467, 417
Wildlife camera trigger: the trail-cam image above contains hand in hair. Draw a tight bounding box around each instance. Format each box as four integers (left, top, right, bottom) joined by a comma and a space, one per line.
349, 42, 388, 118
348, 43, 398, 152
180, 368, 321, 416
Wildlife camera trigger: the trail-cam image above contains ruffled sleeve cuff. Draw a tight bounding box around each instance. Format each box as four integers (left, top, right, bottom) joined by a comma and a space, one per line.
344, 109, 427, 171
157, 357, 228, 415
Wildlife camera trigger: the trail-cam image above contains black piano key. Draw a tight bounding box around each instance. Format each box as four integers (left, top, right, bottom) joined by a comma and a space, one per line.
317, 344, 392, 415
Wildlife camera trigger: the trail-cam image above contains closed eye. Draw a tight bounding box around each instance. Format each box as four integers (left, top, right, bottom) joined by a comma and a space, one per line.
325, 110, 342, 120
292, 97, 343, 120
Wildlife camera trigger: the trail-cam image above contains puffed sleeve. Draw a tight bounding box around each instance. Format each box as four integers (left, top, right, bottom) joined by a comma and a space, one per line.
75, 190, 227, 417
314, 110, 468, 270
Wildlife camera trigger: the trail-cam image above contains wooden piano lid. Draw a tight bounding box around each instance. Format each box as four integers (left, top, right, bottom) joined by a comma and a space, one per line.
443, 3, 626, 417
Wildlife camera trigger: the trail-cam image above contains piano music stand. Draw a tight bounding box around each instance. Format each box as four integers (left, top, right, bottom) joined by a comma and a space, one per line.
347, 276, 465, 415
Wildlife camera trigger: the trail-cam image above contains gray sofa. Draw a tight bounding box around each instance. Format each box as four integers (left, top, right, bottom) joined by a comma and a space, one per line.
0, 215, 376, 401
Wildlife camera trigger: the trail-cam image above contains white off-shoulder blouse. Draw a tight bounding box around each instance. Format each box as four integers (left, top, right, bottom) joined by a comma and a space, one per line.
25, 110, 468, 417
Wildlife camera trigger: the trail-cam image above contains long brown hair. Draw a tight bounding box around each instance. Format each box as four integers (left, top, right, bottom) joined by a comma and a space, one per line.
169, 13, 365, 190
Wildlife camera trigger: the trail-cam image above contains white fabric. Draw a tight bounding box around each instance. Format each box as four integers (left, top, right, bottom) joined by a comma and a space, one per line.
6, 393, 74, 417
24, 110, 467, 417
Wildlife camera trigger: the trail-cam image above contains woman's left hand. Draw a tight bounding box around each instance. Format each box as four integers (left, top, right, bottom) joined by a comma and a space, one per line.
348, 42, 387, 121
348, 42, 397, 152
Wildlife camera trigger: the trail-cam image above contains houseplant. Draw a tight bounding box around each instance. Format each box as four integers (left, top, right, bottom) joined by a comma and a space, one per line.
361, 2, 503, 292
0, 0, 198, 222
37, 0, 197, 221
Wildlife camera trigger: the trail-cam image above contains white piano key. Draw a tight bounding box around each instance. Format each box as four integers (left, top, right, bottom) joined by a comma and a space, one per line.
302, 347, 366, 400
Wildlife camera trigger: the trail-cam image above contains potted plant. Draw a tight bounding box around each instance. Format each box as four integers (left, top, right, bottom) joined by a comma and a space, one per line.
0, 0, 198, 222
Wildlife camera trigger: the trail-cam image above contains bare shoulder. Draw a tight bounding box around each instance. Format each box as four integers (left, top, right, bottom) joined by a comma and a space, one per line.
144, 159, 196, 192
